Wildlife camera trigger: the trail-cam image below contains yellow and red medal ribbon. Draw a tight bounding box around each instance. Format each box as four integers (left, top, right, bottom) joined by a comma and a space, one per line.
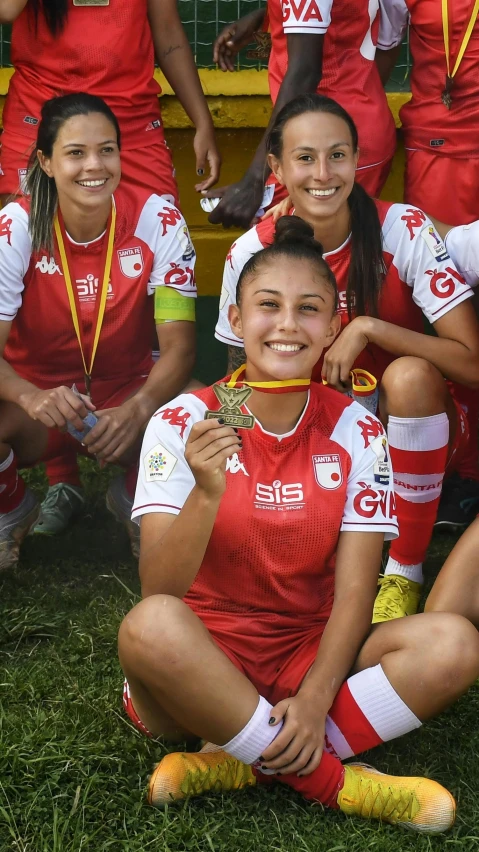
227, 364, 310, 394
442, 0, 479, 102
54, 202, 116, 396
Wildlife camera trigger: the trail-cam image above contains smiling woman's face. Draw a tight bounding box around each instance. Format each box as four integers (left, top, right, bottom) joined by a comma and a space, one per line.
39, 111, 121, 210
268, 110, 358, 223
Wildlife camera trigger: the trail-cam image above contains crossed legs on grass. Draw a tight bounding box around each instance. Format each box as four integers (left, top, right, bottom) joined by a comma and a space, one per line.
118, 595, 479, 832
373, 357, 460, 622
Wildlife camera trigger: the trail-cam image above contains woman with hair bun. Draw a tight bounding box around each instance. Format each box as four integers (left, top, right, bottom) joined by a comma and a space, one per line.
0, 93, 196, 567
118, 215, 479, 833
215, 92, 479, 623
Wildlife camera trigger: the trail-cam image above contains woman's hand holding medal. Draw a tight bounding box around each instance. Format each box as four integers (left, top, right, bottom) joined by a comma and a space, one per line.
185, 419, 242, 500
21, 385, 95, 431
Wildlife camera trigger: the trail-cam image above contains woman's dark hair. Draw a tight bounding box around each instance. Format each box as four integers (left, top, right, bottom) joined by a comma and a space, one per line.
26, 93, 121, 253
29, 0, 69, 36
266, 93, 386, 318
236, 215, 338, 310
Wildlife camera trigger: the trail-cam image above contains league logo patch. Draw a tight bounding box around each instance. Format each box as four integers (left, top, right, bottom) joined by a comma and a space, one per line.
144, 442, 177, 482
117, 247, 143, 278
312, 454, 343, 490
371, 436, 390, 485
176, 224, 195, 262
421, 226, 449, 262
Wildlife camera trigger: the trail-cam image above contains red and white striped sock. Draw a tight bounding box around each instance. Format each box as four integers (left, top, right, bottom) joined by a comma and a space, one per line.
0, 450, 26, 514
388, 414, 449, 573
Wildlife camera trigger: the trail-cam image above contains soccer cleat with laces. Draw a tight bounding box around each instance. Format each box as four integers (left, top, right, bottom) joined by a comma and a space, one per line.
33, 483, 85, 535
372, 574, 422, 623
148, 748, 256, 807
434, 472, 479, 531
0, 488, 40, 571
337, 763, 456, 833
105, 475, 140, 559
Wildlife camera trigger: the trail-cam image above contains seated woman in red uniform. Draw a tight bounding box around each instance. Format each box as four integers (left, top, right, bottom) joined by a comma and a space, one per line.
0, 92, 197, 569
118, 216, 479, 834
215, 93, 479, 623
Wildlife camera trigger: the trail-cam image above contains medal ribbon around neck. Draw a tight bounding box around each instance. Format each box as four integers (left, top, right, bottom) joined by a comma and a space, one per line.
442, 0, 479, 106
227, 364, 310, 394
53, 202, 116, 396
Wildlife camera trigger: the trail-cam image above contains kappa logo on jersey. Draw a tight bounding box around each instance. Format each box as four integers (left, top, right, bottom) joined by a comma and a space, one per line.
164, 262, 194, 288
35, 256, 62, 275
157, 206, 182, 236
254, 479, 304, 511
312, 454, 343, 490
159, 406, 191, 438
357, 414, 385, 448
145, 119, 162, 131
144, 442, 177, 482
426, 266, 465, 300
176, 225, 195, 262
226, 453, 249, 476
421, 226, 449, 263
0, 214, 13, 245
77, 274, 113, 302
401, 208, 427, 241
117, 247, 144, 278
282, 0, 323, 24
353, 481, 397, 521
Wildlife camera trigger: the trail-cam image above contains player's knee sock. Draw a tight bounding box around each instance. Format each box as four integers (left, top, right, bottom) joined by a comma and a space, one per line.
388, 414, 449, 574
125, 463, 139, 500
45, 454, 81, 488
452, 384, 479, 481
0, 450, 26, 513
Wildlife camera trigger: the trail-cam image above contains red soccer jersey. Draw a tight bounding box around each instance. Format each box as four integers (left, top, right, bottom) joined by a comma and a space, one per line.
267, 0, 397, 169
133, 381, 397, 630
4, 0, 161, 152
378, 0, 479, 156
0, 184, 196, 395
215, 199, 473, 383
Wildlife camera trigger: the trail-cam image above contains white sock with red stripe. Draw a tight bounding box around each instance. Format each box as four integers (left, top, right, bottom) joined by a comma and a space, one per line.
387, 414, 449, 576
325, 663, 421, 759
221, 695, 282, 765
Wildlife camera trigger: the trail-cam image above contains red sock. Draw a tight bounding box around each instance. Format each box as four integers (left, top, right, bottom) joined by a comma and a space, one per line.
253, 753, 344, 808
388, 414, 449, 565
125, 463, 139, 499
452, 384, 479, 481
0, 450, 26, 513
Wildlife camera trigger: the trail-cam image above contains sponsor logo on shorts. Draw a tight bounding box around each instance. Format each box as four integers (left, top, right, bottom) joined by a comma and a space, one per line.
420, 226, 449, 262
117, 247, 144, 278
254, 479, 304, 510
430, 139, 445, 147
312, 454, 343, 490
226, 453, 249, 476
23, 115, 39, 125
145, 119, 162, 131
144, 442, 177, 482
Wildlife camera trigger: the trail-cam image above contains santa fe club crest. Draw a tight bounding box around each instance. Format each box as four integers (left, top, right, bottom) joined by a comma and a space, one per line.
312, 454, 343, 490
117, 247, 144, 278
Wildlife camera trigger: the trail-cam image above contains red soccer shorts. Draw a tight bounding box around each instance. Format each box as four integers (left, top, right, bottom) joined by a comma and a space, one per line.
404, 149, 479, 226
123, 610, 328, 738
0, 129, 179, 207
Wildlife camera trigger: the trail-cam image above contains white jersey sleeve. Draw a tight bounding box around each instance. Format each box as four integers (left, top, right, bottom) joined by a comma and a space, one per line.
382, 203, 474, 324
215, 227, 264, 346
331, 402, 398, 539
282, 0, 332, 34
132, 393, 208, 522
134, 195, 196, 298
377, 0, 409, 49
0, 203, 32, 322
445, 222, 479, 288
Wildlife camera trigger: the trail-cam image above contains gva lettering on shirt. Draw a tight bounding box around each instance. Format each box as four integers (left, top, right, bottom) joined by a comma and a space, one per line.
255, 479, 304, 508
353, 482, 397, 520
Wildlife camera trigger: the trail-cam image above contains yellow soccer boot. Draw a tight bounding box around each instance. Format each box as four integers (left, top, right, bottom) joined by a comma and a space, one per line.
338, 763, 456, 833
148, 746, 256, 806
372, 574, 422, 623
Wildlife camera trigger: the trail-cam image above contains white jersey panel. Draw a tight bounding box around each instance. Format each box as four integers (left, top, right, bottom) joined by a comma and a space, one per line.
215, 228, 264, 346
0, 203, 31, 321
134, 195, 197, 297
281, 0, 332, 35
445, 222, 479, 289
331, 401, 398, 539
381, 203, 473, 323
377, 0, 408, 49
132, 393, 206, 522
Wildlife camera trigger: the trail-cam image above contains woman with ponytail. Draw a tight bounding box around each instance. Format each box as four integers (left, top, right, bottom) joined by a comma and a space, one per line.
215, 93, 479, 623
0, 93, 196, 568
118, 215, 479, 833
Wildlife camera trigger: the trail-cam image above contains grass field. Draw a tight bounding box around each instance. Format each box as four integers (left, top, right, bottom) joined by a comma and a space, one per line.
1, 300, 479, 851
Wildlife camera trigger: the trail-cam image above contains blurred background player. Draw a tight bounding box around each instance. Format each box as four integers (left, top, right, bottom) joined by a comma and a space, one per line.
0, 93, 197, 569
376, 0, 479, 530
203, 0, 396, 228
0, 0, 220, 533
118, 216, 479, 834
215, 93, 479, 622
